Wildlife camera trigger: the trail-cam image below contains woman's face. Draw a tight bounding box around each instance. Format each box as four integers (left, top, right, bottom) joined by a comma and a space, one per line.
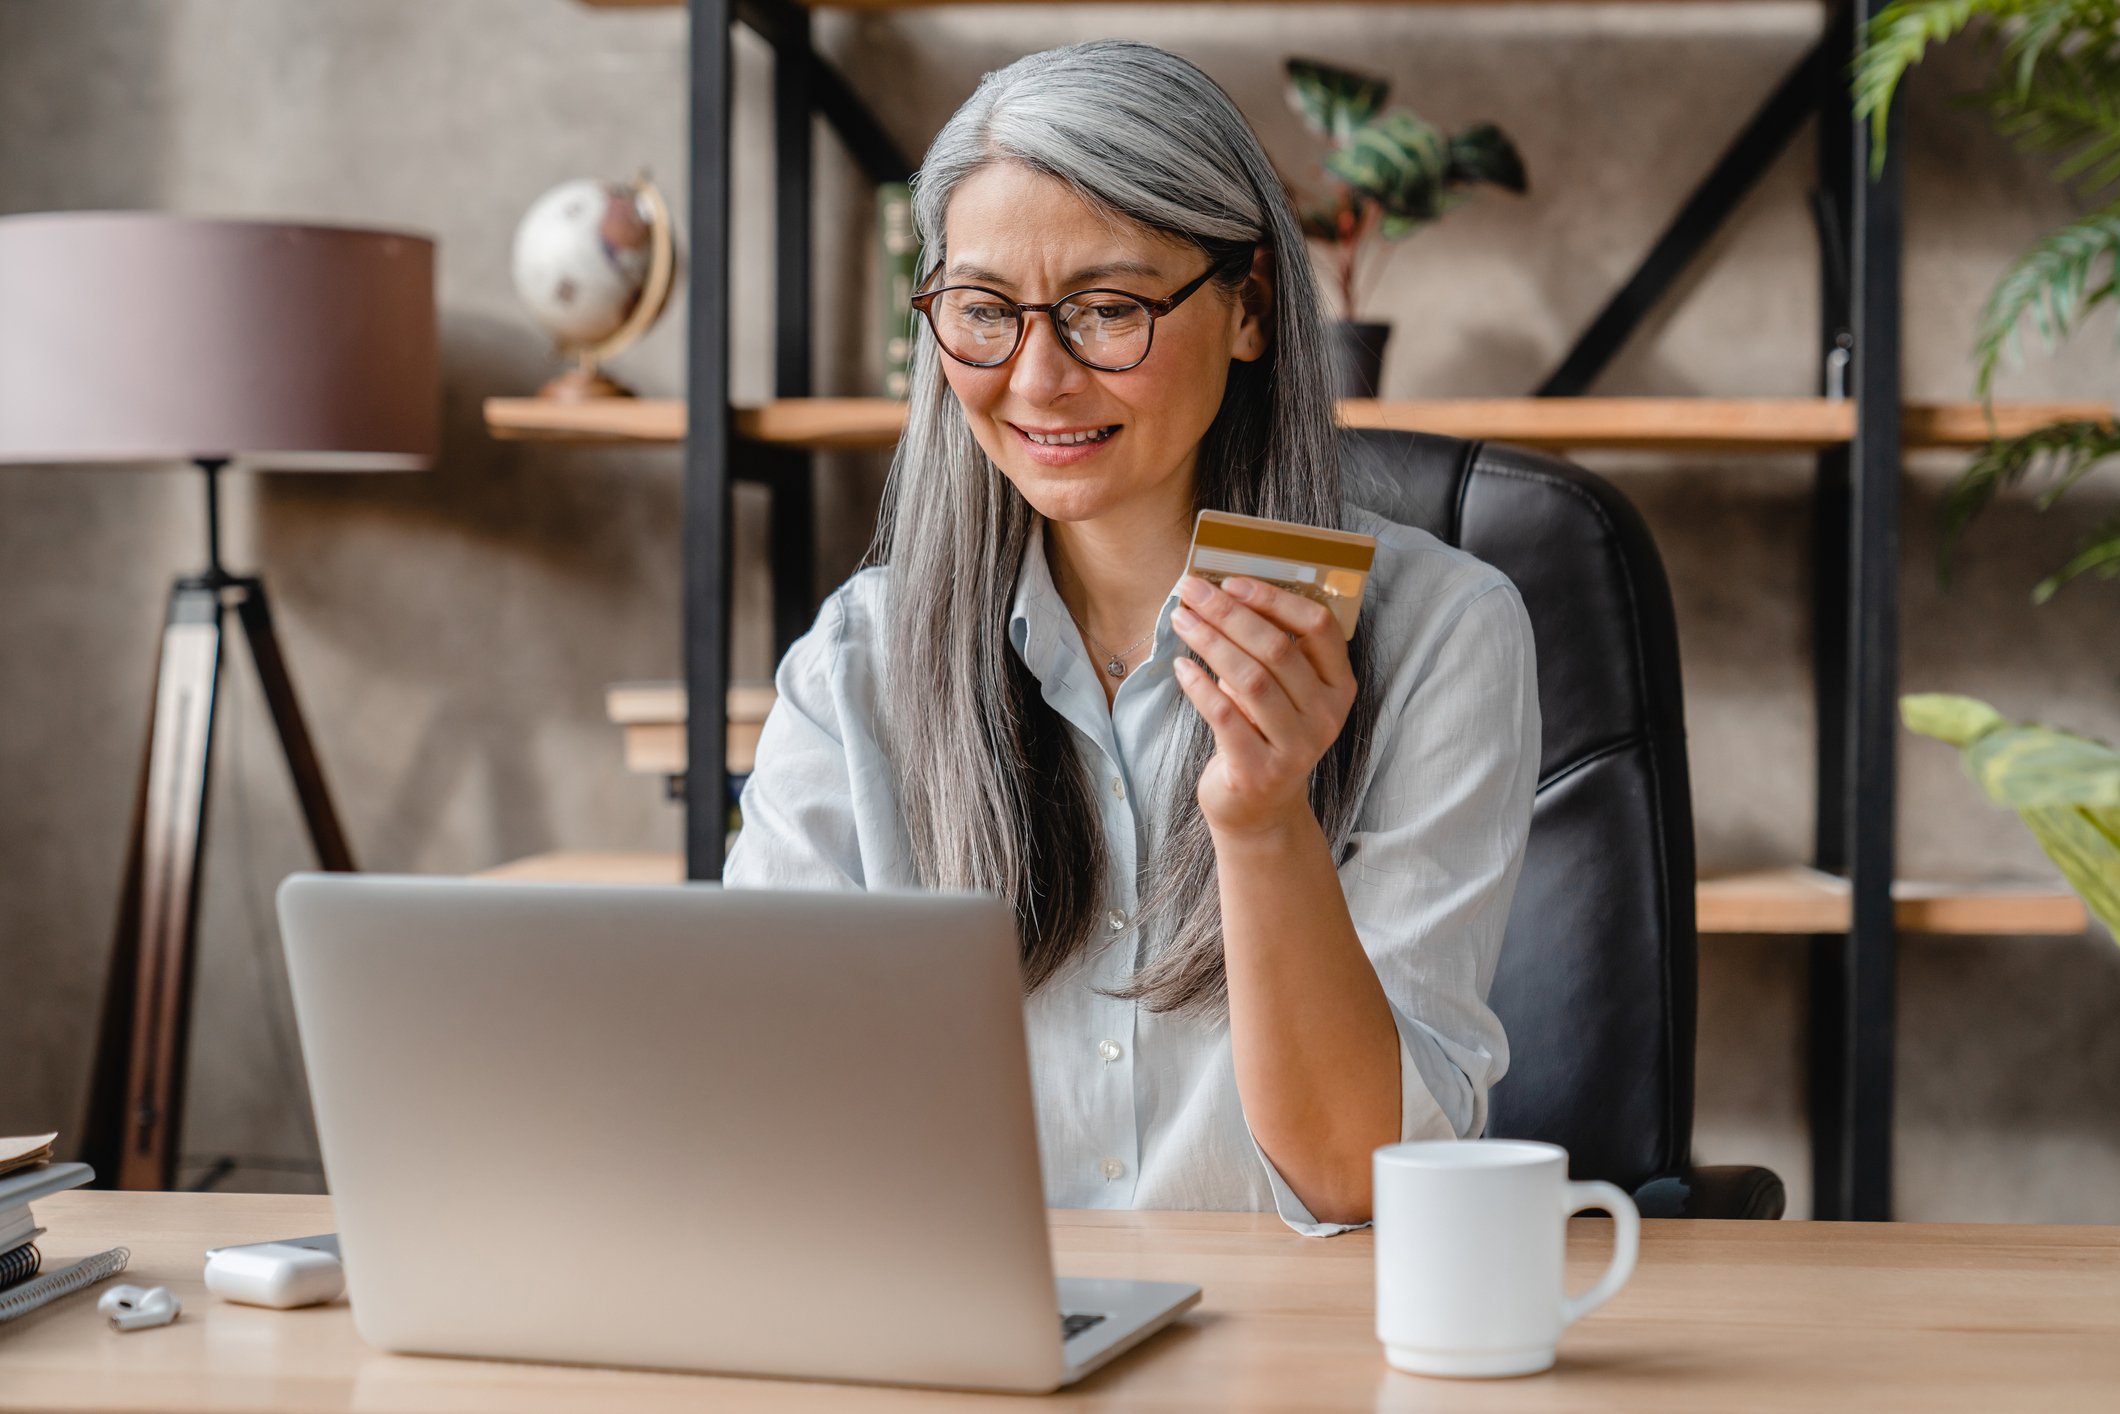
935, 162, 1271, 530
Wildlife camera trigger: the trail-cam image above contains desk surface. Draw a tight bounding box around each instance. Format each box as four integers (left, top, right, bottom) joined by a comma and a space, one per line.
2, 1193, 2116, 1411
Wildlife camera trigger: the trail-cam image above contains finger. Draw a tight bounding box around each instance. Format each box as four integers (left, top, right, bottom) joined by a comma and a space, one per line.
1173, 656, 1270, 766
1214, 576, 1350, 689
1176, 575, 1332, 707
1170, 606, 1308, 745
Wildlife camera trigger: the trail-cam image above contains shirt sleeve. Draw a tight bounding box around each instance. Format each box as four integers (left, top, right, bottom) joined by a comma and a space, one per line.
722, 589, 868, 891
1252, 576, 1541, 1237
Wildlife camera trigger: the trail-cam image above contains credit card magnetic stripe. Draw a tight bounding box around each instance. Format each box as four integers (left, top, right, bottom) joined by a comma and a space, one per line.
1190, 516, 1376, 573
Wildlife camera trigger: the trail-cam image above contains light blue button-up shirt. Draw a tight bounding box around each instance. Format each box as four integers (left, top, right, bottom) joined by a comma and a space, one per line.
724, 505, 1540, 1235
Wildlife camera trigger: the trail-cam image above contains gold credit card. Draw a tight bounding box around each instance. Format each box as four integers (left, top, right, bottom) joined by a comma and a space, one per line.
1185, 510, 1376, 640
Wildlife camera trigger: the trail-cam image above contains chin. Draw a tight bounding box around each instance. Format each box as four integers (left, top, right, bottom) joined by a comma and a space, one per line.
1005, 470, 1137, 526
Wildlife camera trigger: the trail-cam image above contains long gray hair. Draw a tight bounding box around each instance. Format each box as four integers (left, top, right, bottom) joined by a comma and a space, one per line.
872, 39, 1379, 1013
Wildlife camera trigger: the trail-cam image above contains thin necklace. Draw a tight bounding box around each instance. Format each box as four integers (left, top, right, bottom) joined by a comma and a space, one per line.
1068, 609, 1155, 679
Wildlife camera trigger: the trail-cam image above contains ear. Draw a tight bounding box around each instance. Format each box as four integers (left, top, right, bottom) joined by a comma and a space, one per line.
1231, 245, 1274, 364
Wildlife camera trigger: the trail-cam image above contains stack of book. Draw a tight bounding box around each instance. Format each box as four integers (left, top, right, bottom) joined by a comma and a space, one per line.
1, 1133, 63, 1292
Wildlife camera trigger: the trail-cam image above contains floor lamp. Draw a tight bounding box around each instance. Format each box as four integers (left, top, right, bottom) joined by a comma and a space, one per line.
0, 214, 438, 1191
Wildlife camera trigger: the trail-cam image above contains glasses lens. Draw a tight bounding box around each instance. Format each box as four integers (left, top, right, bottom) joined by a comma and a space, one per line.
1054, 294, 1152, 370
929, 288, 1024, 365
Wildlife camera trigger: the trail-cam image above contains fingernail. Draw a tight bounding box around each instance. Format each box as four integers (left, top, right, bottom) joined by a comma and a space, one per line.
1224, 576, 1256, 600
1177, 575, 1211, 605
1171, 607, 1199, 631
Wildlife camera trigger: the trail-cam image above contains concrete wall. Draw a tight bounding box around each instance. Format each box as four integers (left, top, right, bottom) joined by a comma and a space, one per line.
2, 0, 2114, 1219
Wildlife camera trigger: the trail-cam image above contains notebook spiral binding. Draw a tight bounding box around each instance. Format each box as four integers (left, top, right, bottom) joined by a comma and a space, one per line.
0, 1246, 130, 1325
0, 1241, 43, 1289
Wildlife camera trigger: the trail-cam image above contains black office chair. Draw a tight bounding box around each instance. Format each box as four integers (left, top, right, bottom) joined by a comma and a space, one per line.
1342, 427, 1784, 1221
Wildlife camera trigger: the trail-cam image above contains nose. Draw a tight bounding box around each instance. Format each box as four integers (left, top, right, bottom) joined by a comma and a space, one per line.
1008, 308, 1090, 406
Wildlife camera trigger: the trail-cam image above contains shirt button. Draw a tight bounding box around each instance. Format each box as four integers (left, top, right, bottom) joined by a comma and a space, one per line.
1109, 775, 1126, 800
1097, 1039, 1123, 1063
1106, 909, 1126, 932
1099, 1157, 1126, 1182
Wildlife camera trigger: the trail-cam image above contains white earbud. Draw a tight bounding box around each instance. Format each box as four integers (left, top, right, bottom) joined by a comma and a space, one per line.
98, 1284, 181, 1331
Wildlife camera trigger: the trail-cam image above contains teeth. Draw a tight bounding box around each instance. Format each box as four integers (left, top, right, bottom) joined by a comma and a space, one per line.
1025, 426, 1114, 446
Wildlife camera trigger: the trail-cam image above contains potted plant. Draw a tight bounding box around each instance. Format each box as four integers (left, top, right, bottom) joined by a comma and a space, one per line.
1283, 58, 1528, 399
1856, 4, 2120, 937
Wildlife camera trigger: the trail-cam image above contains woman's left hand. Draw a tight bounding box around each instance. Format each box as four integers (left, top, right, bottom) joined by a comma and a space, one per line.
1170, 573, 1356, 838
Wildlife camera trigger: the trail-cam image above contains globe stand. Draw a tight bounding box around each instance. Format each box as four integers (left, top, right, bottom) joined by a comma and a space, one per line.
80, 458, 357, 1191
538, 358, 634, 402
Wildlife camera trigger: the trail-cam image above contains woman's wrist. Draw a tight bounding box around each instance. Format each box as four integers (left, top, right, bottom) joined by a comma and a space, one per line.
1206, 798, 1325, 856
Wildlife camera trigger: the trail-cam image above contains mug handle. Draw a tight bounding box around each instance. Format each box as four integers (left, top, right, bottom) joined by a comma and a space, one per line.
1558, 1180, 1640, 1328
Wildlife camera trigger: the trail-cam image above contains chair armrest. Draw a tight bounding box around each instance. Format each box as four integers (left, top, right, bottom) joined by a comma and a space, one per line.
1631, 1165, 1786, 1220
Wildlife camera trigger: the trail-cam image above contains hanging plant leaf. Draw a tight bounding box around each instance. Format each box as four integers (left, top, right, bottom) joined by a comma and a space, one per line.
1286, 58, 1390, 148
1448, 122, 1530, 194
1903, 692, 2120, 940
1325, 111, 1454, 222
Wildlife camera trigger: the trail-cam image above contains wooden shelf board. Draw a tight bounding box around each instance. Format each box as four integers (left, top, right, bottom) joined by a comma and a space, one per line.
485, 396, 2112, 454
478, 855, 2088, 939
1698, 866, 2089, 936
578, 0, 1809, 9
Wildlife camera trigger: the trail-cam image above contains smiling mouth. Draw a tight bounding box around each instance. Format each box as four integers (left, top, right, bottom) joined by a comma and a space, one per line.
1014, 423, 1121, 446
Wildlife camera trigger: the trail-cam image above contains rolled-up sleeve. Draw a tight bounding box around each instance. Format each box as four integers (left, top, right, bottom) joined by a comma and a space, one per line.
1253, 575, 1540, 1236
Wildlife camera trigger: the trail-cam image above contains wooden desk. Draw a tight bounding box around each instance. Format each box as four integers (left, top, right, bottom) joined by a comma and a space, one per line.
3, 1194, 2115, 1410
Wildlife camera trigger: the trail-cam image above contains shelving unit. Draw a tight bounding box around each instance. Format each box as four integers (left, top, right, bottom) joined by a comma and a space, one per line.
488, 394, 2111, 451
519, 0, 2110, 1221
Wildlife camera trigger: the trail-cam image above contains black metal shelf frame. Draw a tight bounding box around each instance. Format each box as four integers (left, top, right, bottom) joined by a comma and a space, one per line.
679, 0, 1902, 1220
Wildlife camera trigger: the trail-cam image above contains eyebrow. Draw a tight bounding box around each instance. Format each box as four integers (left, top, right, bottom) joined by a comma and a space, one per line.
943, 258, 1166, 289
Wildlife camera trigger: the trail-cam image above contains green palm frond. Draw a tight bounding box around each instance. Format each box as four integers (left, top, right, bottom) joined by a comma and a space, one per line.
1857, 0, 2022, 176
1970, 204, 2120, 396
1999, 0, 2120, 96
1942, 418, 2120, 588
1983, 44, 2120, 195
2034, 510, 2120, 601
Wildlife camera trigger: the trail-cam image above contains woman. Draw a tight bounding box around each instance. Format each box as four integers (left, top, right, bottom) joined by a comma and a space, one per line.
725, 39, 1539, 1234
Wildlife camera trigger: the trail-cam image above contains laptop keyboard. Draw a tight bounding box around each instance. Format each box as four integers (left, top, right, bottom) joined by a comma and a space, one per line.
1061, 1312, 1107, 1341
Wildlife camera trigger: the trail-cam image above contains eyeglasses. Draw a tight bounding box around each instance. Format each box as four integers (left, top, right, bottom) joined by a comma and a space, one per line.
909, 246, 1255, 373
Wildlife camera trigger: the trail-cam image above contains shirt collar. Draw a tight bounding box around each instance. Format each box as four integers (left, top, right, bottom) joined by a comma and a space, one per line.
1008, 516, 1187, 686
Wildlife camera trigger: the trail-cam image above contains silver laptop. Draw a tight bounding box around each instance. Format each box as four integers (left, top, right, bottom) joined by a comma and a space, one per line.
276, 874, 1199, 1393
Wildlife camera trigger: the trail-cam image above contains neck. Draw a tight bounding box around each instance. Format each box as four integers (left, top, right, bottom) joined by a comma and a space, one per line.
1043, 489, 1193, 656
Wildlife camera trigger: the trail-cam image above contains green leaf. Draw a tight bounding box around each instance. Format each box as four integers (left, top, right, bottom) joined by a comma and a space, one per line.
1854, 0, 2015, 178
1906, 692, 2120, 940
1325, 110, 1454, 221
1965, 722, 2120, 808
1286, 58, 1389, 148
1902, 692, 2008, 747
2032, 510, 2120, 601
1446, 123, 1529, 194
1971, 205, 2120, 398
1938, 418, 2120, 591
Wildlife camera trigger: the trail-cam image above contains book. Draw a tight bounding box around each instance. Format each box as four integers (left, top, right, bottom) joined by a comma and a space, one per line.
0, 1209, 36, 1254
878, 181, 920, 399
0, 1133, 54, 1179
0, 1162, 93, 1262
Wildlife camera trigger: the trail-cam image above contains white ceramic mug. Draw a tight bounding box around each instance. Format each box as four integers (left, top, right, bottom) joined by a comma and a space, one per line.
1373, 1138, 1639, 1378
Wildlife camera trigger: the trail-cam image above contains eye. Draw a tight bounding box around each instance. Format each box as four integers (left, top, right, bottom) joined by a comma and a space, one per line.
955, 301, 1014, 326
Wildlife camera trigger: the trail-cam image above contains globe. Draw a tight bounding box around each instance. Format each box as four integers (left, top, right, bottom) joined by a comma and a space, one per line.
510, 175, 675, 399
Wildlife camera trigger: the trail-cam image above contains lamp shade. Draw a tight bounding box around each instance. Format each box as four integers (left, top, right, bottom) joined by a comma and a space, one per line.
0, 213, 438, 470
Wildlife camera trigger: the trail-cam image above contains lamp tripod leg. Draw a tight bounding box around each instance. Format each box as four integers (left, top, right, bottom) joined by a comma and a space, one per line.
231, 581, 354, 872
83, 581, 225, 1191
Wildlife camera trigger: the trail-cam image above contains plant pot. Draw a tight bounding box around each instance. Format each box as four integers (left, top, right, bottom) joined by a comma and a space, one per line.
1328, 320, 1392, 400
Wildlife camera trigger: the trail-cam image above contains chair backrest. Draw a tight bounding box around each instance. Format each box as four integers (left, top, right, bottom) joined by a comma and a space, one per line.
1342, 427, 1697, 1189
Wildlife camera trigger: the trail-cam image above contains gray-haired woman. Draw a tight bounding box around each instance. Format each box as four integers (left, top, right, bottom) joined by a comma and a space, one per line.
725, 39, 1539, 1233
